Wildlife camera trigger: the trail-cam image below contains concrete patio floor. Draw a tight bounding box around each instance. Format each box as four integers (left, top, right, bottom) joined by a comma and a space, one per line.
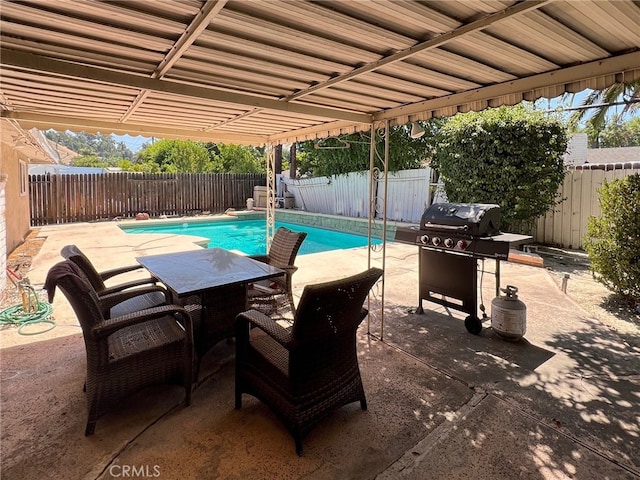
1, 221, 639, 480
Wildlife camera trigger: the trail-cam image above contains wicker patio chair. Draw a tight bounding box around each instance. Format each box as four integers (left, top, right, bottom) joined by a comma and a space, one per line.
235, 267, 383, 455
61, 244, 167, 317
44, 260, 194, 436
247, 227, 307, 316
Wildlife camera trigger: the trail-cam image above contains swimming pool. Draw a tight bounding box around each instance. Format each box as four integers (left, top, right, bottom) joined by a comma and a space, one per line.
122, 219, 381, 256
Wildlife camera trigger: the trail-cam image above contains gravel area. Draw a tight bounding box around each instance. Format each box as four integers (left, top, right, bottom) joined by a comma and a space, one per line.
2, 229, 47, 311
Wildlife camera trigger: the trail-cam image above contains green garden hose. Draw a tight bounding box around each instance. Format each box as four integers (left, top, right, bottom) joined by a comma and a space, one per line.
0, 283, 55, 335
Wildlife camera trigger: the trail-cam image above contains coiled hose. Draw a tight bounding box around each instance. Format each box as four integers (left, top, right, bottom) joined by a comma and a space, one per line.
1, 269, 55, 335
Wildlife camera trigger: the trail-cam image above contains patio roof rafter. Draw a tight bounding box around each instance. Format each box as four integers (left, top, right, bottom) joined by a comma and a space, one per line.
285, 0, 552, 102
0, 110, 268, 146
203, 0, 551, 134
0, 48, 373, 125
120, 0, 229, 123
374, 50, 640, 122
1, 0, 640, 144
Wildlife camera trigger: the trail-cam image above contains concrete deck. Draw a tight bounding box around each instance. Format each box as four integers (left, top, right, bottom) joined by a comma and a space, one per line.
1, 221, 639, 480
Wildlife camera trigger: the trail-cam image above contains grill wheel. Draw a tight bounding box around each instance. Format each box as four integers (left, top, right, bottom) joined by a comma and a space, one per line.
464, 315, 482, 335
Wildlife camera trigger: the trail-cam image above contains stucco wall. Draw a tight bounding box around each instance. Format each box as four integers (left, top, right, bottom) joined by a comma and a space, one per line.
1, 142, 32, 254
0, 176, 6, 294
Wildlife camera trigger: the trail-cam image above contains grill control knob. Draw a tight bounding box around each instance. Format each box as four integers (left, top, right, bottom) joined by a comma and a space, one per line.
432, 237, 441, 246
444, 238, 454, 248
420, 235, 430, 245
456, 239, 468, 250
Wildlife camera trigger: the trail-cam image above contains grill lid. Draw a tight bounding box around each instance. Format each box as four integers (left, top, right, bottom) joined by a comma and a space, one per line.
421, 203, 501, 237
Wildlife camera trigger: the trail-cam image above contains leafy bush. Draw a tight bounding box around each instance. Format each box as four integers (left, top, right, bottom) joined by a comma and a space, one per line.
583, 174, 640, 300
430, 105, 568, 232
136, 139, 211, 173
134, 139, 265, 173
297, 124, 438, 177
209, 143, 264, 173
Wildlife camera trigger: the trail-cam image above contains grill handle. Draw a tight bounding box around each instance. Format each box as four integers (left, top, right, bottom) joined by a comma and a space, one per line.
422, 223, 469, 232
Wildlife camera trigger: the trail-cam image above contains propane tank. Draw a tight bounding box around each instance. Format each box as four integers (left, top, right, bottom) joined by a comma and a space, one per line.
491, 285, 526, 341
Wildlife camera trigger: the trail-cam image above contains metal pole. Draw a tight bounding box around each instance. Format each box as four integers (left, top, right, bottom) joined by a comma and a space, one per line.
366, 121, 388, 339
266, 144, 275, 249
380, 119, 389, 340
367, 123, 376, 335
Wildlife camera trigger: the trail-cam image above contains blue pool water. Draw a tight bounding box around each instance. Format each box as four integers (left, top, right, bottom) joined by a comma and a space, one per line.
122, 219, 380, 256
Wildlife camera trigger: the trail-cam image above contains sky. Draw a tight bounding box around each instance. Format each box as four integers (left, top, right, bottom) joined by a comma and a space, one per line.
112, 133, 152, 153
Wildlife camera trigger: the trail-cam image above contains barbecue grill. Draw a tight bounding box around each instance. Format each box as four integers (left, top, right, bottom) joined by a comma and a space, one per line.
394, 202, 531, 334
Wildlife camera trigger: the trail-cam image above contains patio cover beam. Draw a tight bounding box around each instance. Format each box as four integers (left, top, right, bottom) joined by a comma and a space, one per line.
0, 49, 373, 125
120, 0, 229, 123
374, 50, 640, 121
216, 0, 548, 134
0, 111, 267, 146
286, 0, 550, 101
266, 120, 371, 144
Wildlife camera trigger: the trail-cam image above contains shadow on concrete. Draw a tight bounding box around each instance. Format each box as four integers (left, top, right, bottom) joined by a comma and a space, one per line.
1, 314, 476, 480
374, 304, 556, 384
369, 304, 640, 478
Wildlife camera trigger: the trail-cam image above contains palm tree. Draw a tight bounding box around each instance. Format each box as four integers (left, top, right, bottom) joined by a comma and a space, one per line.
567, 80, 640, 131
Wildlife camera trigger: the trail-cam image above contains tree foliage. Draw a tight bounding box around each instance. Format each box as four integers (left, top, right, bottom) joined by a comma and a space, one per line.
44, 130, 134, 160
135, 139, 211, 173
208, 143, 264, 173
581, 116, 640, 148
43, 131, 267, 173
132, 140, 265, 173
430, 105, 568, 232
296, 125, 437, 177
71, 155, 118, 168
583, 174, 640, 300
567, 80, 640, 131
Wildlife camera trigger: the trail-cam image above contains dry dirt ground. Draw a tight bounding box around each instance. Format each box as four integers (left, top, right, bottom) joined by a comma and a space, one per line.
1, 229, 639, 341
1, 229, 47, 312
534, 245, 640, 345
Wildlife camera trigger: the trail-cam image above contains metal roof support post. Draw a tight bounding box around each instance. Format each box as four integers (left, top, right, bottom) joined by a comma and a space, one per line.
367, 124, 375, 335
366, 120, 388, 339
266, 144, 275, 250
380, 121, 389, 340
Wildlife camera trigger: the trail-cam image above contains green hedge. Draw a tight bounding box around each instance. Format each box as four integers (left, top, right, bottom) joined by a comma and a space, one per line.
431, 105, 568, 233
583, 174, 640, 299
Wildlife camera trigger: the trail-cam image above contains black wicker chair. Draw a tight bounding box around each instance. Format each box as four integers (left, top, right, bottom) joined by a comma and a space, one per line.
61, 244, 166, 317
45, 260, 194, 436
235, 267, 383, 455
247, 227, 307, 316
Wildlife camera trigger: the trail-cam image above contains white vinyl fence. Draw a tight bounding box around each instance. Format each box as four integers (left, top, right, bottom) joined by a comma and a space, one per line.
283, 168, 440, 223
283, 163, 639, 250
534, 162, 640, 250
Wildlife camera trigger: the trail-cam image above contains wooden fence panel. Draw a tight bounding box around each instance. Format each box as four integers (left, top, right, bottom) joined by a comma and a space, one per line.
30, 165, 637, 248
29, 172, 265, 225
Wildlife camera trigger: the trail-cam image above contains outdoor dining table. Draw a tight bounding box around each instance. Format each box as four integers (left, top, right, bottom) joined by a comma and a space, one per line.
136, 247, 284, 359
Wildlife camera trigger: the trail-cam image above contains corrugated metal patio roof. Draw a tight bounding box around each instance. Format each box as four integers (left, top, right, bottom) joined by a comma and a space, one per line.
1, 0, 639, 146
